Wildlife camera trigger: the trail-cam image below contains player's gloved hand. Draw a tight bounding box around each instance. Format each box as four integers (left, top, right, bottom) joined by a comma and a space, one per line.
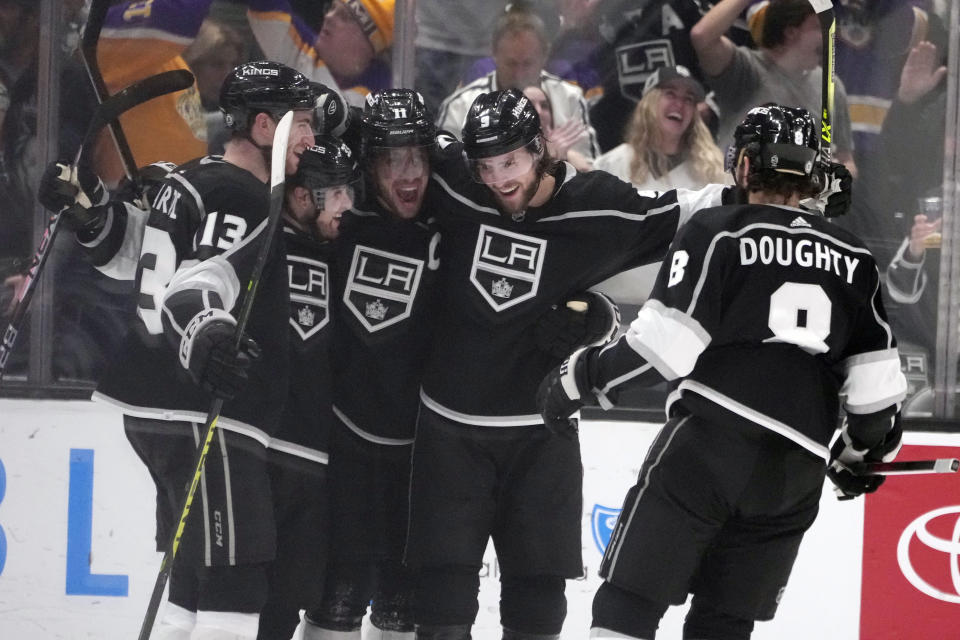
312, 83, 350, 137
181, 316, 261, 400
826, 460, 885, 500
827, 411, 903, 500
801, 161, 853, 218
37, 161, 109, 232
534, 292, 620, 359
537, 347, 598, 439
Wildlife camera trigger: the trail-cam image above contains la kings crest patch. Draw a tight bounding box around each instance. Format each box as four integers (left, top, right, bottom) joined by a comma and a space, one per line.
288, 255, 330, 340
344, 245, 424, 332
471, 225, 546, 311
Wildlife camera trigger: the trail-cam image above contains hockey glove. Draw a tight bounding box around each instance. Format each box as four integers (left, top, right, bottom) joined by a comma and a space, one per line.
827, 411, 903, 500
534, 292, 620, 360
537, 347, 598, 439
37, 161, 109, 232
181, 316, 261, 400
801, 162, 853, 218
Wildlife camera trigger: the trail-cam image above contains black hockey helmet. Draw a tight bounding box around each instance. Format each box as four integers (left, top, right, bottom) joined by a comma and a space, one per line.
461, 89, 543, 160
730, 104, 820, 177
220, 61, 316, 132
294, 135, 362, 192
361, 89, 436, 150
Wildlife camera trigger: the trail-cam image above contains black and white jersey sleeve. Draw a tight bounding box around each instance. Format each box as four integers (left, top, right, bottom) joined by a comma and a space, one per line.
93, 157, 289, 443
590, 204, 907, 459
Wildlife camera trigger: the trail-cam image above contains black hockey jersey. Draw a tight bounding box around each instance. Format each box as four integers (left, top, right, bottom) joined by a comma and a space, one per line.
93, 156, 289, 443
275, 222, 336, 463
590, 204, 908, 460
422, 159, 725, 426
331, 202, 442, 442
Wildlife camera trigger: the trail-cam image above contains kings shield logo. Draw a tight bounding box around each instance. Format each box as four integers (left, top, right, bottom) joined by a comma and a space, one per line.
288, 255, 330, 340
591, 504, 622, 555
344, 245, 424, 332
470, 225, 546, 311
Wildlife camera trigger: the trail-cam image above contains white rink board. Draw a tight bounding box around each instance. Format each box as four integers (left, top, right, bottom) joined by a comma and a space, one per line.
0, 399, 867, 639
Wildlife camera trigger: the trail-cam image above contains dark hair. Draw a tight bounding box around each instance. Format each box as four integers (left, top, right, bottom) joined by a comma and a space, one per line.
741, 143, 820, 200
762, 0, 815, 49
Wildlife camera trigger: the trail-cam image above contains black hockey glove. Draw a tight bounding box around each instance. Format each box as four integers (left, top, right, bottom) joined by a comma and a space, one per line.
534, 292, 620, 360
37, 161, 109, 232
537, 347, 598, 439
802, 161, 853, 218
181, 317, 261, 401
827, 411, 903, 500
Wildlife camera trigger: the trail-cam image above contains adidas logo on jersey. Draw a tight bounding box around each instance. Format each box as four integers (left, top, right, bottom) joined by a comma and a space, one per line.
790, 216, 811, 228
491, 278, 514, 298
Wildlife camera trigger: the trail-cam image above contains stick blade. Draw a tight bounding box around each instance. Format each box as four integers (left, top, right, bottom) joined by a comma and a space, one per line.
270, 110, 295, 190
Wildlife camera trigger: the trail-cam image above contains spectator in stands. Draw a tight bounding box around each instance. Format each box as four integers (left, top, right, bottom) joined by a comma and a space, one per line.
247, 0, 394, 106
182, 17, 247, 153
591, 66, 725, 306
437, 4, 600, 161
592, 65, 724, 189
588, 0, 752, 153
522, 84, 592, 171
92, 0, 217, 186
690, 0, 856, 175
414, 0, 510, 111
882, 40, 947, 387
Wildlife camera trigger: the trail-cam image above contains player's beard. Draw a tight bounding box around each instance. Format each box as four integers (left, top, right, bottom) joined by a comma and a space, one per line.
493, 174, 541, 220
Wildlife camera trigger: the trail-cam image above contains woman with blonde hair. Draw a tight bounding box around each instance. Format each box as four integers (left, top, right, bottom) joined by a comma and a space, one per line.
593, 66, 727, 305
594, 65, 726, 190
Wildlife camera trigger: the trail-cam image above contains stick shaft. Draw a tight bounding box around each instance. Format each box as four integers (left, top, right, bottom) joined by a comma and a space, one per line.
856, 458, 960, 476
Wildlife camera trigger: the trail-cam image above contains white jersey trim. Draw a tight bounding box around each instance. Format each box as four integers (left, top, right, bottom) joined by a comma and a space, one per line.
624, 300, 710, 380
90, 391, 271, 447
665, 381, 831, 460
420, 390, 543, 427
431, 174, 501, 216
267, 437, 330, 465
332, 405, 415, 446
840, 348, 908, 414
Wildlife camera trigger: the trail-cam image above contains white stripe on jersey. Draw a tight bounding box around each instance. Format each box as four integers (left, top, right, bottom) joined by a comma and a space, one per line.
667, 381, 832, 460
624, 300, 710, 380
420, 390, 543, 427
431, 174, 501, 216
268, 437, 330, 464
332, 406, 415, 446
841, 348, 908, 414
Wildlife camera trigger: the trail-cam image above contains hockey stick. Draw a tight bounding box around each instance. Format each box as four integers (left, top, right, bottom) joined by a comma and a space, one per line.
854, 458, 960, 476
810, 0, 835, 164
0, 70, 194, 381
137, 110, 295, 640
82, 0, 141, 184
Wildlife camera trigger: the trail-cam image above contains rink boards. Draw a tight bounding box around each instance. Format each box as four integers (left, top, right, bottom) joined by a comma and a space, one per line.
0, 399, 958, 639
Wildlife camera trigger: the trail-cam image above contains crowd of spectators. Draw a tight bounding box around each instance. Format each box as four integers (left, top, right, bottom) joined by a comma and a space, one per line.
1, 0, 954, 405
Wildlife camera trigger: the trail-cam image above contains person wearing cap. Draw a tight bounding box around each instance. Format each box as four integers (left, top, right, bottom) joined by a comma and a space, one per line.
690, 0, 856, 176
247, 0, 394, 106
436, 4, 600, 162
590, 65, 727, 306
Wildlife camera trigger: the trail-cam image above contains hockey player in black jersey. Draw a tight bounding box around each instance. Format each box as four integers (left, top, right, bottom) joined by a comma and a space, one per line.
537, 104, 907, 640
86, 61, 317, 640
301, 89, 439, 640
258, 137, 360, 640
404, 89, 734, 640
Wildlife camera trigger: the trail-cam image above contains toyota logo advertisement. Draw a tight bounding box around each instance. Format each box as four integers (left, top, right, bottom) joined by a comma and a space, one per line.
861, 444, 960, 639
